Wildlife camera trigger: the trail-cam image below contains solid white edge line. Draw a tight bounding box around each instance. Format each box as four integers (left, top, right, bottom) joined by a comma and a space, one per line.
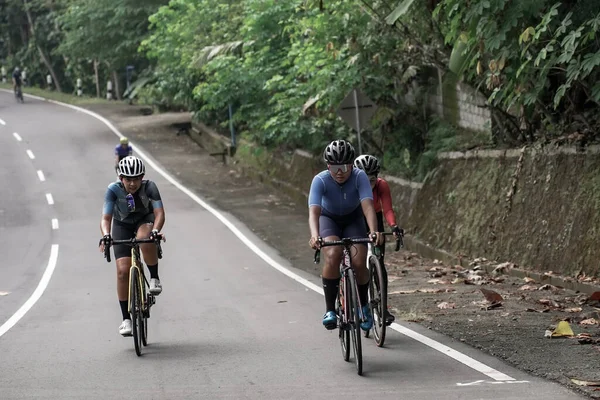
27, 95, 515, 382
13, 132, 22, 141
45, 193, 54, 205
51, 219, 59, 230
0, 245, 59, 338
37, 170, 45, 182
0, 118, 5, 125
26, 149, 35, 159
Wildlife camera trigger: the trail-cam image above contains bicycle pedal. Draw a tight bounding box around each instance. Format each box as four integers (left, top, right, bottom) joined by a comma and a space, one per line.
324, 323, 337, 330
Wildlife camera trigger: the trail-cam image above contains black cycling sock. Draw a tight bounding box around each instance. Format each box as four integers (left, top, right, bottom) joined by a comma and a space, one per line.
147, 264, 159, 280
119, 300, 129, 320
322, 277, 340, 312
358, 283, 369, 307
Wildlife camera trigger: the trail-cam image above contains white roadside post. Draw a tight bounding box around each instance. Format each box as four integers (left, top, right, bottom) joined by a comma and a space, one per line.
106, 80, 112, 100
46, 74, 53, 90
1, 67, 6, 83
77, 78, 82, 96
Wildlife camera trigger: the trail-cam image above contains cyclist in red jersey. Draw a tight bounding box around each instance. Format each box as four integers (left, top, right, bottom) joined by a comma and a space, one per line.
354, 154, 403, 325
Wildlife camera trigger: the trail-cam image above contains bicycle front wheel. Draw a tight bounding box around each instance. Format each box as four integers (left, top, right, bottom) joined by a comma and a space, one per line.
338, 276, 350, 362
348, 271, 363, 376
130, 267, 143, 356
140, 271, 148, 347
368, 255, 387, 347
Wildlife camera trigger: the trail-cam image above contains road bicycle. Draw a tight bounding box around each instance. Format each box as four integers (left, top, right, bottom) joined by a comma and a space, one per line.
104, 236, 163, 356
314, 237, 372, 375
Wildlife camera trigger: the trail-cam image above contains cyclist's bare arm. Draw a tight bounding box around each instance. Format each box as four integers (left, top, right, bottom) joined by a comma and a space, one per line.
152, 207, 165, 232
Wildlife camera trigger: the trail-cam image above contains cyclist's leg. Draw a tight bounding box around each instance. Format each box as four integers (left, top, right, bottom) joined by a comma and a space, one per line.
137, 214, 161, 295
319, 214, 343, 329
343, 209, 371, 330
375, 211, 395, 324
112, 220, 135, 335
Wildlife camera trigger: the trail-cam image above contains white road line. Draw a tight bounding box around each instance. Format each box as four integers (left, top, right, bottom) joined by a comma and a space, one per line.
0, 118, 5, 125
26, 150, 35, 159
45, 193, 54, 205
51, 219, 59, 230
28, 97, 516, 382
37, 170, 45, 182
13, 132, 22, 141
0, 245, 59, 338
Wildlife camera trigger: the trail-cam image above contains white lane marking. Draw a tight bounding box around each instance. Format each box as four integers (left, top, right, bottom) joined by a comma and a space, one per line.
392, 323, 514, 381
46, 193, 54, 205
0, 292, 10, 296
31, 97, 515, 382
0, 245, 59, 338
37, 170, 45, 182
51, 219, 59, 230
26, 150, 35, 159
457, 380, 529, 386
13, 132, 22, 141
0, 118, 5, 125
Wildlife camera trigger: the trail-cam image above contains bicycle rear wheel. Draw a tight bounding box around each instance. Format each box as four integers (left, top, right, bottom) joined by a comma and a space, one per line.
368, 255, 387, 347
348, 271, 363, 375
129, 267, 143, 356
338, 276, 350, 362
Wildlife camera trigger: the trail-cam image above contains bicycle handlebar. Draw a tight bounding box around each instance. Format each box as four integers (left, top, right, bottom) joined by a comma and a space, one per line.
312, 230, 404, 264
103, 237, 163, 263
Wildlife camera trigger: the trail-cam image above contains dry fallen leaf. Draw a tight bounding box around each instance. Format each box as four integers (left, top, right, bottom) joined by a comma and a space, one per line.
571, 379, 600, 387
539, 299, 562, 308
524, 277, 536, 284
538, 284, 561, 291
589, 292, 600, 302
519, 284, 537, 291
565, 307, 583, 313
580, 318, 598, 325
480, 288, 503, 304
437, 301, 456, 309
389, 290, 417, 295
527, 308, 550, 313
552, 321, 574, 337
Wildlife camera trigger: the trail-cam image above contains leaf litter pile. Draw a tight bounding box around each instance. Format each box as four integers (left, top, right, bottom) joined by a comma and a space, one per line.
384, 252, 600, 394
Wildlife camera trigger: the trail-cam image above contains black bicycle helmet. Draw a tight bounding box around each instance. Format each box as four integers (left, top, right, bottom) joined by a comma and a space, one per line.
354, 154, 381, 175
323, 140, 355, 164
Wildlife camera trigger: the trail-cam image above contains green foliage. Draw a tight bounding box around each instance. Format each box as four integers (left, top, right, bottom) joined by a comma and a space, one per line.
435, 0, 600, 138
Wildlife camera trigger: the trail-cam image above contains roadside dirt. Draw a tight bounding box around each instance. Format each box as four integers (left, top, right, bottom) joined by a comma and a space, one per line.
88, 103, 600, 398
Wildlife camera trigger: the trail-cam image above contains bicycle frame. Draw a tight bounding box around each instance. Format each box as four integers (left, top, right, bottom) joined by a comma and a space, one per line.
128, 244, 148, 314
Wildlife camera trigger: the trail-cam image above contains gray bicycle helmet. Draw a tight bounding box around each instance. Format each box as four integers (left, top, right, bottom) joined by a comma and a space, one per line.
118, 156, 145, 177
354, 154, 381, 175
323, 140, 355, 164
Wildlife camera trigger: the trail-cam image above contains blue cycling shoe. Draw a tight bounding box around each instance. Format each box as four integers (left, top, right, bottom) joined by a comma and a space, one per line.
360, 305, 373, 331
322, 311, 337, 330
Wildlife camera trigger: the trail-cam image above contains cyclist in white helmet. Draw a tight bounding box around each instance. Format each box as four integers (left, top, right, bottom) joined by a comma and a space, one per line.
98, 156, 166, 336
354, 154, 403, 325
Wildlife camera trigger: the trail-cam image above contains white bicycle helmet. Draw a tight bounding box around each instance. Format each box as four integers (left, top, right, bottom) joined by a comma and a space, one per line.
118, 156, 145, 177
354, 154, 381, 175
323, 139, 355, 164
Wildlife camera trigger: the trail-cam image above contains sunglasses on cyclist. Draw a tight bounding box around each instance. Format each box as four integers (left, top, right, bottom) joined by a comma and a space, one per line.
328, 164, 352, 173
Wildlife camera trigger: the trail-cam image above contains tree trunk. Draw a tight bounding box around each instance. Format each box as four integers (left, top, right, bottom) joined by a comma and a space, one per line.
112, 70, 121, 100
22, 0, 62, 92
93, 60, 100, 98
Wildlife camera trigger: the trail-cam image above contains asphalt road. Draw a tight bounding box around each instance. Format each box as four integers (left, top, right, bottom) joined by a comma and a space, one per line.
0, 91, 586, 399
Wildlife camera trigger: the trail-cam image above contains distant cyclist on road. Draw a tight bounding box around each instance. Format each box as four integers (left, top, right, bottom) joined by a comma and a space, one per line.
354, 154, 403, 325
308, 139, 383, 332
12, 67, 22, 96
115, 137, 133, 174
98, 156, 166, 336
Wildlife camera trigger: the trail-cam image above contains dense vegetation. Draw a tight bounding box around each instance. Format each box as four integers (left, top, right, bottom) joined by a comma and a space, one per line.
1, 0, 598, 179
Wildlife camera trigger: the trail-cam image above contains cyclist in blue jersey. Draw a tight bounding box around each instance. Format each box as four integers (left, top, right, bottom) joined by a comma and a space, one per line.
308, 140, 383, 331
99, 156, 166, 336
114, 137, 133, 174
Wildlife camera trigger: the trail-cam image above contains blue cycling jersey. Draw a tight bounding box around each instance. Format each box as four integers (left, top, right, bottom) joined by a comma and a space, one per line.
102, 180, 163, 224
115, 144, 133, 160
308, 168, 373, 216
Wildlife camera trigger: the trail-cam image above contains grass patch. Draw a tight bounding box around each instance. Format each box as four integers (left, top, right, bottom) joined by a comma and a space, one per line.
0, 83, 120, 106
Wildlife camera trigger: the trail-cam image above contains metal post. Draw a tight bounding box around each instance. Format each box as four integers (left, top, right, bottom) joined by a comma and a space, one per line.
353, 89, 362, 154
77, 78, 82, 96
228, 103, 236, 148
